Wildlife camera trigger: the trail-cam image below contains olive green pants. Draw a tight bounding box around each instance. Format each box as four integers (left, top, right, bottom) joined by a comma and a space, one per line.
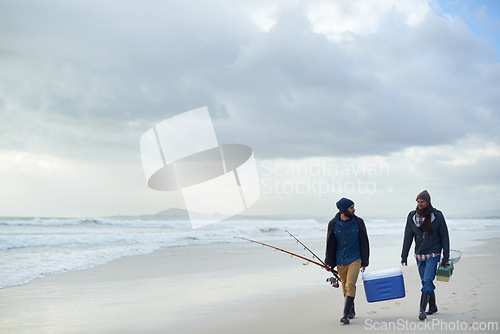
337, 259, 362, 297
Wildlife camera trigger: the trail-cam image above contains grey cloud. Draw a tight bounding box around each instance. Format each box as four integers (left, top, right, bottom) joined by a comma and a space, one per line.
0, 0, 253, 160
0, 1, 498, 163
211, 9, 500, 158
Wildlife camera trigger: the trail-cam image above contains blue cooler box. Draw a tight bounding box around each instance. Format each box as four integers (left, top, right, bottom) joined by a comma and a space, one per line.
362, 267, 405, 303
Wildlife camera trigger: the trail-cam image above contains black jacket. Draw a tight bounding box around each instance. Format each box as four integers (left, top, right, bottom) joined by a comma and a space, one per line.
401, 208, 450, 263
325, 213, 370, 268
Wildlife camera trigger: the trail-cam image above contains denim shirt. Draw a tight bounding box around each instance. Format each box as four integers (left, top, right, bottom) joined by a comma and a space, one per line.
333, 216, 361, 266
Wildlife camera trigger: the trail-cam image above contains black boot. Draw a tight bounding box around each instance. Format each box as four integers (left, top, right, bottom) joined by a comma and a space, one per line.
340, 296, 354, 324
419, 292, 430, 320
427, 293, 437, 315
348, 300, 355, 319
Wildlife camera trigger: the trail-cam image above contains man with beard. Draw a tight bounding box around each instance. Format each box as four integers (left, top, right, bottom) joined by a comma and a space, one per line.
325, 198, 370, 325
401, 190, 450, 321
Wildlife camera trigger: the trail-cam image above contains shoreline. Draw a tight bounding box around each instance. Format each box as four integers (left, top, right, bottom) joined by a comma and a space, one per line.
1, 233, 499, 333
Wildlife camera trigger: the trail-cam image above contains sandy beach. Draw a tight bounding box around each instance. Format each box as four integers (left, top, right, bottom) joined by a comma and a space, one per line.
1, 234, 499, 334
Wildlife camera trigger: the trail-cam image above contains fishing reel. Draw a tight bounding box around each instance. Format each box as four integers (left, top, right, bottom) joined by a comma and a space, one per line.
326, 276, 339, 288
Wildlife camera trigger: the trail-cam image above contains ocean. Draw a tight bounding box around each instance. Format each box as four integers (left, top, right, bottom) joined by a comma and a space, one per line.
1, 215, 499, 289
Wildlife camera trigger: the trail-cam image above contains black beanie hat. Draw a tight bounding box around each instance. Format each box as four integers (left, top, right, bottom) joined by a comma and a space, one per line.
416, 190, 431, 204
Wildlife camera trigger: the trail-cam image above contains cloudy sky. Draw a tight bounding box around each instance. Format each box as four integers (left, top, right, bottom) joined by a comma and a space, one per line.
1, 0, 499, 219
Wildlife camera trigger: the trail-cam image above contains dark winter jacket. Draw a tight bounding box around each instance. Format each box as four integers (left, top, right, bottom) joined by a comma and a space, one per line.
325, 213, 370, 268
401, 208, 450, 263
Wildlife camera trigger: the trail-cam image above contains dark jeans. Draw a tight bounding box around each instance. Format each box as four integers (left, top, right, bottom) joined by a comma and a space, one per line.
416, 256, 440, 294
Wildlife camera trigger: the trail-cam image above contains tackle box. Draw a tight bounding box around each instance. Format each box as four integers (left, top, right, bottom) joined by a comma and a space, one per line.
436, 250, 461, 282
362, 267, 405, 303
436, 262, 454, 282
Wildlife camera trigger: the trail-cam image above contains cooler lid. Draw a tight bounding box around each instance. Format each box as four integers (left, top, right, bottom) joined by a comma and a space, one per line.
362, 267, 403, 280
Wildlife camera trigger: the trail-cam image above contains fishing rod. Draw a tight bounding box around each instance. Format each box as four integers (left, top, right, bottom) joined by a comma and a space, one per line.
234, 235, 339, 288
284, 230, 340, 285
285, 230, 329, 269
234, 236, 326, 267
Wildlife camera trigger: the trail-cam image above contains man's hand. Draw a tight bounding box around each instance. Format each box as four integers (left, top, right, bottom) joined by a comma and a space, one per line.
361, 266, 367, 273
401, 262, 407, 266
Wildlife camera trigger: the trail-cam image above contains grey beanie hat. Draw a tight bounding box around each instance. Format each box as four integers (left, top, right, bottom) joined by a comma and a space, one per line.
416, 190, 431, 204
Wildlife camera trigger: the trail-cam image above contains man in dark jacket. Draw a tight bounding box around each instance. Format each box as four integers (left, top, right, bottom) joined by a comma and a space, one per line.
325, 197, 370, 325
401, 190, 450, 321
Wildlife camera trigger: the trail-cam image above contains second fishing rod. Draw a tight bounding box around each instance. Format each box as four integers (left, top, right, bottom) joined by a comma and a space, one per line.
284, 230, 340, 286
235, 230, 340, 288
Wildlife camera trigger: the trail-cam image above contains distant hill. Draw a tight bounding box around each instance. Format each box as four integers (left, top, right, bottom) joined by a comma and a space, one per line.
463, 209, 500, 218
151, 208, 191, 219
106, 209, 342, 222
150, 208, 311, 221
444, 209, 500, 219
105, 208, 191, 220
